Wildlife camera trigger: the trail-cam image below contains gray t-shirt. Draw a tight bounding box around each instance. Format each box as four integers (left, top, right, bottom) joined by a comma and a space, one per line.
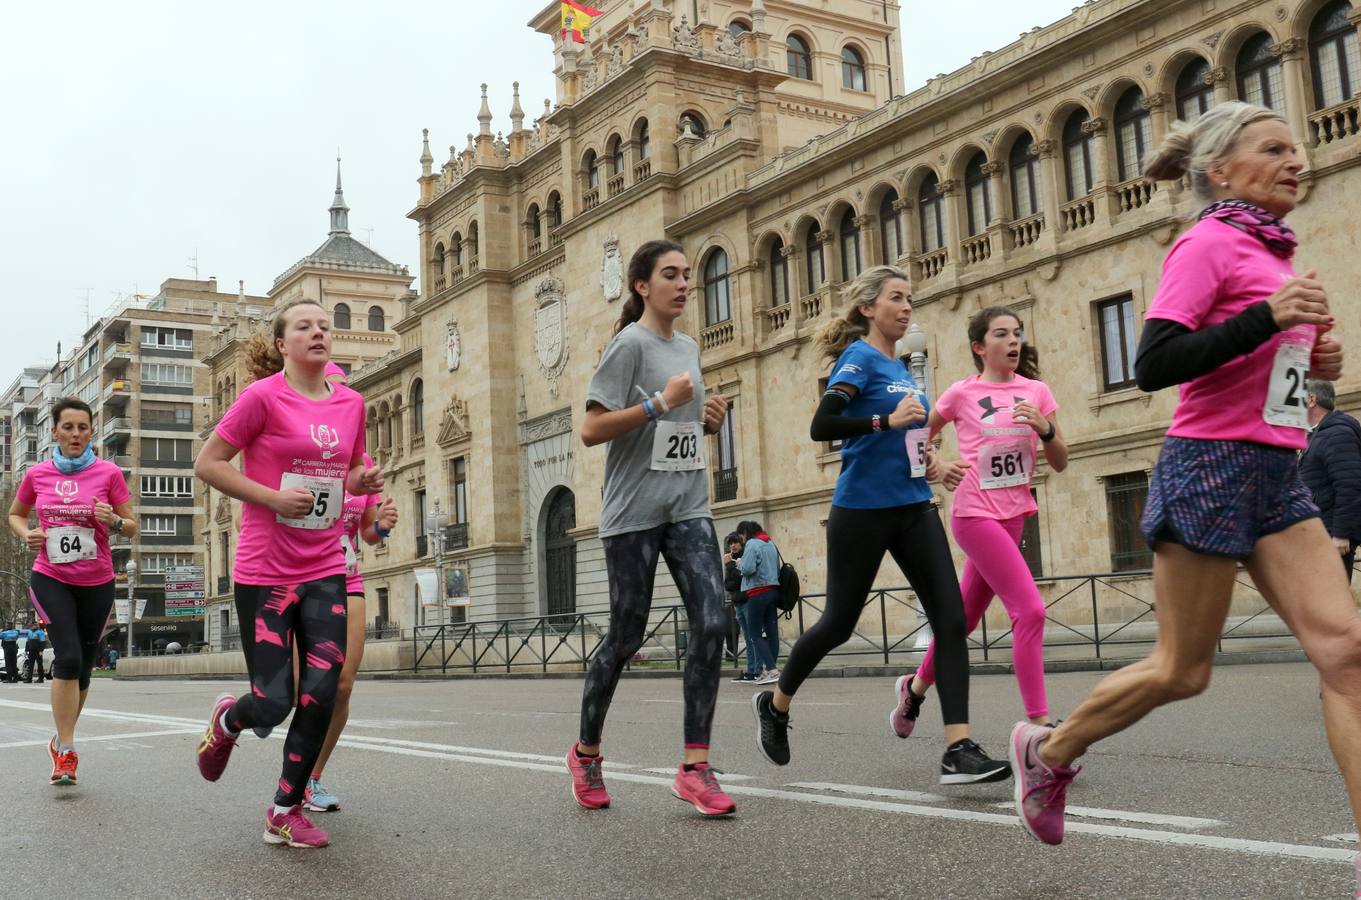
587, 323, 711, 538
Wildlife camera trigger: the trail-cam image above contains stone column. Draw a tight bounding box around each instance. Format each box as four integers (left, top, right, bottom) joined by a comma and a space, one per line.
890, 197, 913, 264
1209, 65, 1232, 106
981, 159, 1009, 261
854, 213, 877, 268
1082, 117, 1118, 225
1034, 139, 1065, 239
1272, 38, 1311, 146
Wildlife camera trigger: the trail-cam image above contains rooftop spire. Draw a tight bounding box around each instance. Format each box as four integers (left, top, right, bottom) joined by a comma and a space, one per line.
478, 83, 493, 136
329, 155, 350, 235
420, 128, 433, 177
509, 82, 525, 133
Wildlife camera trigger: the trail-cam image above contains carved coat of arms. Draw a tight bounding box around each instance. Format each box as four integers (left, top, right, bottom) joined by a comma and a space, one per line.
534, 277, 570, 396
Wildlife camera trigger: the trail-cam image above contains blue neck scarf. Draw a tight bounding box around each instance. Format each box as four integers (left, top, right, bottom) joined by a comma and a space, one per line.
53, 444, 96, 475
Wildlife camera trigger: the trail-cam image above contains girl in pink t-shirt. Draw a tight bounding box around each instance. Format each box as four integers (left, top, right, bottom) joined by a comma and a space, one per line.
890, 307, 1068, 737
8, 397, 138, 787
192, 299, 383, 850
305, 365, 399, 814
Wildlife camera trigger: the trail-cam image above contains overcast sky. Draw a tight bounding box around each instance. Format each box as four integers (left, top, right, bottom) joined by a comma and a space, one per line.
0, 0, 1079, 371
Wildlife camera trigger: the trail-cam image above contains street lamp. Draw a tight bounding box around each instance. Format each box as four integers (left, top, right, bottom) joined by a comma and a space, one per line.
896, 324, 934, 650
425, 498, 448, 628
124, 558, 137, 658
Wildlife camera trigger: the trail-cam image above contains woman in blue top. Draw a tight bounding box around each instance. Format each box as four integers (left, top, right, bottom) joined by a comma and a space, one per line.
752, 265, 1010, 785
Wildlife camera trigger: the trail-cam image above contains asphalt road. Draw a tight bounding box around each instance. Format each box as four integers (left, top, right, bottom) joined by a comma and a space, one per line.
0, 663, 1355, 899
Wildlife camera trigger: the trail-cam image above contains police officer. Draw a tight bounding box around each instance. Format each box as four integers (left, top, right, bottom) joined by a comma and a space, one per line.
1, 623, 20, 683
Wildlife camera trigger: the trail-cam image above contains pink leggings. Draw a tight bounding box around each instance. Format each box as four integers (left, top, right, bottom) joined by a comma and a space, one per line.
916, 514, 1048, 719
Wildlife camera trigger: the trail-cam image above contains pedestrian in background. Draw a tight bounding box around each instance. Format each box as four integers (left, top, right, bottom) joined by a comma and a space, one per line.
736, 520, 781, 685
2, 623, 19, 683
1299, 379, 1361, 581
723, 532, 755, 682
24, 625, 47, 683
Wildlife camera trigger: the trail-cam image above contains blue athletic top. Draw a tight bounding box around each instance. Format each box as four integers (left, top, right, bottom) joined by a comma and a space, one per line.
0, 629, 18, 642
828, 340, 934, 509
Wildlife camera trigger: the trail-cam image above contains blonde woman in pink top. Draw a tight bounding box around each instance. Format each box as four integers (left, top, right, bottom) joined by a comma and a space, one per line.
192, 299, 382, 849
9, 397, 137, 787
1006, 105, 1361, 897
890, 307, 1067, 742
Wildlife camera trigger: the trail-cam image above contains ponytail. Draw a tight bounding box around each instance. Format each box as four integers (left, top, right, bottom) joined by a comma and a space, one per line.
816, 264, 910, 362
244, 298, 326, 383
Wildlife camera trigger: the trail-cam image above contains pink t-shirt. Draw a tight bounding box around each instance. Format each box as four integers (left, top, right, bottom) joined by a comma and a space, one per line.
340, 452, 381, 594
216, 372, 367, 585
935, 373, 1058, 521
1147, 217, 1314, 450
18, 458, 131, 586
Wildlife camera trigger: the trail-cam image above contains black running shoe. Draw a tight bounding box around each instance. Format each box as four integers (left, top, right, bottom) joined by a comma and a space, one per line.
940, 739, 1012, 785
751, 690, 791, 766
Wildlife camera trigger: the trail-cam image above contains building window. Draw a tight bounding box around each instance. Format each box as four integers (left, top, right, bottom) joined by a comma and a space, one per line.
728, 19, 751, 38
1020, 489, 1044, 577
1311, 1, 1361, 109
1105, 472, 1152, 572
141, 475, 194, 498
1009, 134, 1042, 219
140, 327, 193, 351
219, 532, 230, 572
142, 515, 187, 537
547, 193, 563, 228
918, 174, 945, 252
769, 238, 790, 307
879, 190, 902, 261
142, 553, 195, 573
432, 243, 445, 280
450, 234, 463, 266
526, 205, 541, 240
1176, 57, 1215, 120
637, 121, 651, 160
608, 137, 625, 175
841, 46, 867, 91
368, 306, 385, 332
1114, 87, 1153, 183
140, 363, 192, 388
786, 34, 813, 80
376, 587, 390, 627
142, 438, 194, 464
713, 401, 738, 502
1063, 109, 1095, 201
584, 149, 600, 189
142, 403, 192, 429
1237, 32, 1284, 110
1097, 294, 1139, 390
333, 303, 352, 330
679, 112, 706, 139
451, 458, 467, 525
410, 380, 424, 434
805, 226, 825, 291
703, 248, 732, 326
965, 152, 992, 236
838, 209, 861, 279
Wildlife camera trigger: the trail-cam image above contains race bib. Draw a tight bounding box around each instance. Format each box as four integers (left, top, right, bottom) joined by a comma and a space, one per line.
651, 420, 706, 472
342, 534, 359, 576
46, 525, 96, 564
1263, 338, 1310, 430
979, 440, 1033, 490
904, 428, 930, 480
276, 472, 344, 530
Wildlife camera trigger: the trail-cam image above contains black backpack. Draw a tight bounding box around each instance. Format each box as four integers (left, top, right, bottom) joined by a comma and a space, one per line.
773, 543, 801, 615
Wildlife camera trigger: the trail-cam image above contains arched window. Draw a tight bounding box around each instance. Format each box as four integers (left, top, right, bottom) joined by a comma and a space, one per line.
410, 379, 424, 435
527, 204, 541, 238
769, 238, 789, 307
918, 175, 945, 252
467, 222, 480, 264
1063, 109, 1095, 200
381, 403, 393, 449
729, 19, 751, 38
679, 112, 707, 139
964, 153, 992, 236
805, 225, 825, 290
1009, 135, 1042, 219
838, 209, 861, 279
547, 192, 563, 228
1176, 57, 1215, 120
333, 303, 351, 330
368, 306, 385, 332
450, 233, 463, 266
584, 150, 600, 189
608, 136, 625, 175
638, 121, 651, 160
1114, 87, 1153, 182
703, 249, 731, 326
432, 243, 445, 279
879, 190, 902, 262
841, 46, 867, 91
787, 34, 813, 80
1237, 32, 1284, 109
367, 409, 379, 453
1311, 1, 1361, 109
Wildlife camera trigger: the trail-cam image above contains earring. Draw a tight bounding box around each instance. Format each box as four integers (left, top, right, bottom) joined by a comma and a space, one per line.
1220, 181, 1230, 188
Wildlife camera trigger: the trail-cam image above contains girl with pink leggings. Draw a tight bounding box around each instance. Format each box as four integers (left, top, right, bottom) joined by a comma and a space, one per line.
890, 306, 1068, 736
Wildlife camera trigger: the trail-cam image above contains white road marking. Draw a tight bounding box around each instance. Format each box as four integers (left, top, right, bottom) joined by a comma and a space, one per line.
641, 767, 754, 781
1324, 833, 1359, 843
786, 782, 947, 803
0, 728, 200, 750
987, 801, 1223, 830
4, 698, 1351, 865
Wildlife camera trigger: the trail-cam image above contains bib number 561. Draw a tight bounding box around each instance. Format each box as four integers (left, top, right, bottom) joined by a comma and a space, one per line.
990, 452, 1024, 479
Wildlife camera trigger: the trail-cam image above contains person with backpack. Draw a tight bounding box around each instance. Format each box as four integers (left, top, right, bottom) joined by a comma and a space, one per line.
724, 532, 756, 683
735, 521, 781, 685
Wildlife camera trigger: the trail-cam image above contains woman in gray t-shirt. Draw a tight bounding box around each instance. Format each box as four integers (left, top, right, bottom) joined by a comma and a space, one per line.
566, 239, 736, 818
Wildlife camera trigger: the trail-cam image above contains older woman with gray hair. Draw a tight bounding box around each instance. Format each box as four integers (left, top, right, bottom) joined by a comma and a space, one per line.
1007, 102, 1361, 891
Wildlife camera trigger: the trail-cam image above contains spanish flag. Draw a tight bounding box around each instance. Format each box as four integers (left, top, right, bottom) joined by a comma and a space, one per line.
561, 0, 604, 43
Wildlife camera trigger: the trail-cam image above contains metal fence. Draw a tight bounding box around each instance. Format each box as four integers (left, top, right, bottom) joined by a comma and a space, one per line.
409, 570, 1294, 675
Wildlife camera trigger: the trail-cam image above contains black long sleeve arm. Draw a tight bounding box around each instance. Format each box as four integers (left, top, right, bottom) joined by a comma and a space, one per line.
810, 390, 879, 442
1133, 301, 1281, 393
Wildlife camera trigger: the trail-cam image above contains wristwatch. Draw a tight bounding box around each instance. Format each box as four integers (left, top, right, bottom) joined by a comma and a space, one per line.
112, 517, 124, 534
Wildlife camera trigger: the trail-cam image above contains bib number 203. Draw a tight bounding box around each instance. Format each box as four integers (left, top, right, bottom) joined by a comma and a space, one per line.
666, 433, 700, 462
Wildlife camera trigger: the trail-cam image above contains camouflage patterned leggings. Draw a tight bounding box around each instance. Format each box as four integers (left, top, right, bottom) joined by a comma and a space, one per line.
580, 518, 728, 748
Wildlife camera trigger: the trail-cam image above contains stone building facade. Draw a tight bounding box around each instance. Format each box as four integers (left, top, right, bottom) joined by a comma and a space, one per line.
230, 0, 1361, 642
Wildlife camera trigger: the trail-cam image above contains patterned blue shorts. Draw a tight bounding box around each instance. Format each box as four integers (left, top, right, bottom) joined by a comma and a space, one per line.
1141, 436, 1320, 560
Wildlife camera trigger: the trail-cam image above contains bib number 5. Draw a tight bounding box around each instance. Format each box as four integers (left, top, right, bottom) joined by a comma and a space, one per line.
277, 473, 344, 530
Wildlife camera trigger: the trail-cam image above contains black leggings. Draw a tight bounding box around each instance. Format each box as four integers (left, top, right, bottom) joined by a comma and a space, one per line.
777, 503, 971, 725
28, 571, 115, 691
226, 577, 347, 806
580, 518, 728, 748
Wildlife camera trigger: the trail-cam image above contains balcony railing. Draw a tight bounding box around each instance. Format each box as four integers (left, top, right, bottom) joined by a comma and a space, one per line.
713, 468, 738, 503
444, 522, 469, 551
633, 159, 652, 181
433, 276, 446, 293
101, 417, 132, 439
913, 247, 949, 280
1061, 196, 1097, 231
700, 320, 735, 351
960, 233, 991, 265
582, 188, 601, 210
102, 343, 132, 370
799, 291, 824, 322
527, 237, 543, 257
1114, 178, 1155, 213
1310, 97, 1361, 146
607, 173, 626, 197
766, 303, 792, 335
1008, 213, 1044, 249
102, 380, 132, 404
549, 227, 563, 247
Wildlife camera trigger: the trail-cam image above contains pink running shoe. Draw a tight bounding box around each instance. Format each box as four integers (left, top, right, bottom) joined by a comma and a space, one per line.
672, 763, 737, 818
263, 804, 330, 848
1009, 722, 1080, 845
566, 744, 611, 810
196, 693, 239, 782
890, 674, 925, 739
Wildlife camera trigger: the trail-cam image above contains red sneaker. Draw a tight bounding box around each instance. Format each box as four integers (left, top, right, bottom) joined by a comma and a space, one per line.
566, 744, 611, 810
50, 746, 78, 786
671, 763, 737, 817
196, 693, 239, 782
263, 805, 330, 848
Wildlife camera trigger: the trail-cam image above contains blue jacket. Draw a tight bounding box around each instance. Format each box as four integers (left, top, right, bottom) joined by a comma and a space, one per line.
1300, 409, 1361, 542
738, 535, 780, 592
0, 629, 18, 643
